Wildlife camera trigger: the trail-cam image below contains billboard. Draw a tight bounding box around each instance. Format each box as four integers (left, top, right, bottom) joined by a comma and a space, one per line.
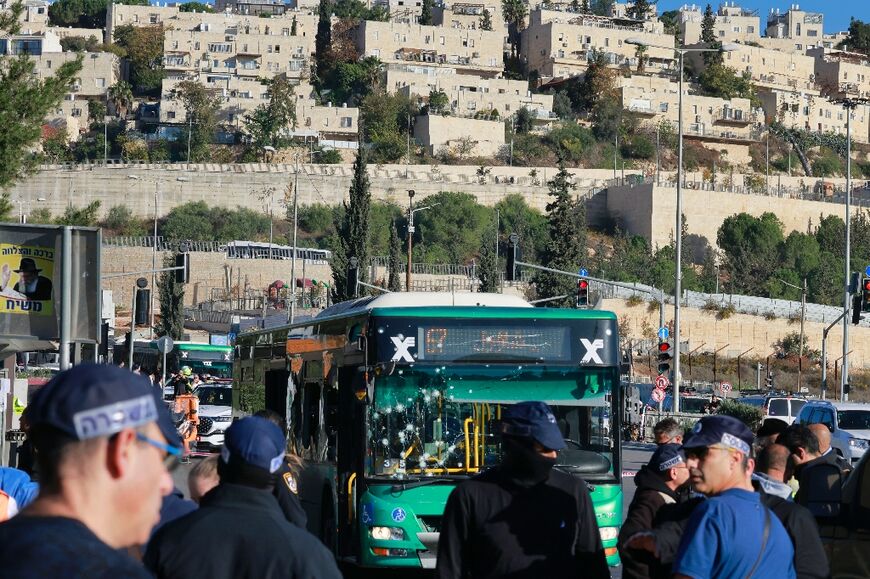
0, 224, 100, 345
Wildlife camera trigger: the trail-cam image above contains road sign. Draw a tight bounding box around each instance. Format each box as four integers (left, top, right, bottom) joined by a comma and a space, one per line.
155, 335, 174, 354
657, 327, 669, 340
865, 265, 870, 277
720, 382, 732, 393
651, 388, 665, 403
579, 268, 589, 277
655, 374, 670, 390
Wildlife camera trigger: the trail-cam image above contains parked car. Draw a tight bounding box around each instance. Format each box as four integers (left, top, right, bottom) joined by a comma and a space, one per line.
194, 382, 233, 452
739, 394, 807, 426
796, 400, 870, 463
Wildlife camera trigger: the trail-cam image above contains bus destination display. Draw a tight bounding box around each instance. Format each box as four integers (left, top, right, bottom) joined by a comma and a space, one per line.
418, 325, 570, 361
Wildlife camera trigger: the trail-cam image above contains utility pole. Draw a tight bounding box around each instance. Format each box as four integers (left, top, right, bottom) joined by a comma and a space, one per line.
150, 182, 158, 339
187, 113, 193, 163
821, 310, 846, 400
290, 155, 300, 323
406, 190, 414, 291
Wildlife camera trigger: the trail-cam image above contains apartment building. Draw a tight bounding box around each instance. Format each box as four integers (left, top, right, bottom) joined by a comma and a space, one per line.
522, 9, 674, 80
414, 114, 504, 157
355, 20, 504, 77
720, 43, 816, 90
811, 48, 870, 99
293, 84, 359, 148
756, 85, 870, 143
619, 75, 759, 145
387, 66, 554, 121
214, 0, 288, 17
107, 4, 318, 46
679, 2, 761, 45
432, 0, 505, 32
370, 0, 423, 24
0, 28, 61, 54
766, 5, 823, 42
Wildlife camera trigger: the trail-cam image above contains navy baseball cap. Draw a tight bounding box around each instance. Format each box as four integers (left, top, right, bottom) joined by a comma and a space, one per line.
649, 443, 686, 471
501, 401, 565, 451
27, 364, 181, 448
682, 415, 754, 455
220, 417, 286, 473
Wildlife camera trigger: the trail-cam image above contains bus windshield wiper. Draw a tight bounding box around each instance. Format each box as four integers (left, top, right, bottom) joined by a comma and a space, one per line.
390, 477, 457, 492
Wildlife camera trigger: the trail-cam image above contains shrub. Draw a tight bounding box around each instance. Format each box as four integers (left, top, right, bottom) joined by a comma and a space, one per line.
621, 134, 655, 160
715, 400, 764, 432
626, 294, 644, 307
716, 303, 736, 320
763, 311, 777, 321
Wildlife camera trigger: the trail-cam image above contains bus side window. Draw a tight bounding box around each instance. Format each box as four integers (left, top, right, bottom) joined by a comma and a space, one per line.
301, 382, 322, 457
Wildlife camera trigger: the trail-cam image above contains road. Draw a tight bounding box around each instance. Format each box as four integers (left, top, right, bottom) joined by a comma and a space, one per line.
170, 443, 657, 578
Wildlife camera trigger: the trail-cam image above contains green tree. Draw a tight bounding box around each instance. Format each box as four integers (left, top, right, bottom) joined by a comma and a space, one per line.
569, 50, 616, 113
388, 219, 402, 292
839, 18, 870, 56
332, 147, 371, 302
56, 201, 101, 226
515, 106, 534, 134
49, 0, 147, 28
535, 160, 586, 306
627, 0, 651, 20
479, 8, 493, 31
412, 191, 493, 264
419, 0, 433, 25
243, 76, 297, 149
698, 64, 754, 101
87, 100, 106, 128
291, 15, 298, 35
552, 90, 573, 120
590, 0, 613, 16
114, 24, 165, 93
172, 80, 221, 162
0, 8, 82, 191
179, 1, 213, 11
717, 212, 784, 295
102, 204, 145, 235
60, 35, 101, 52
360, 90, 416, 163
495, 194, 549, 261
700, 3, 723, 66
0, 193, 13, 221
502, 0, 527, 59
477, 221, 501, 293
107, 80, 133, 118
315, 0, 332, 80
156, 252, 185, 340
427, 89, 450, 114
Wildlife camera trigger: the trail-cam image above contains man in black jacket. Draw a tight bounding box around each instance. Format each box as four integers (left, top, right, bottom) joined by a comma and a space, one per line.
144, 417, 340, 579
779, 424, 846, 505
618, 444, 690, 579
436, 401, 610, 579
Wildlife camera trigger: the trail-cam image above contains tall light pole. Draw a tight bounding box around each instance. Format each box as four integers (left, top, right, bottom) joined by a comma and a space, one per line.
405, 190, 439, 292
290, 155, 301, 323
775, 277, 807, 390
627, 39, 740, 413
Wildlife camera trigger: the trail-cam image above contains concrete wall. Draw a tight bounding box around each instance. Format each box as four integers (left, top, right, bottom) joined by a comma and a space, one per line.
607, 183, 843, 250
10, 164, 627, 219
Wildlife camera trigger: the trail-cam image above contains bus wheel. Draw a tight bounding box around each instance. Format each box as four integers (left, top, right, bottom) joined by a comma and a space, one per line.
321, 487, 336, 551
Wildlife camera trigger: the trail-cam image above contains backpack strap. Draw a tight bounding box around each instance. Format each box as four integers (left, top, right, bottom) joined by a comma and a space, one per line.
744, 505, 771, 579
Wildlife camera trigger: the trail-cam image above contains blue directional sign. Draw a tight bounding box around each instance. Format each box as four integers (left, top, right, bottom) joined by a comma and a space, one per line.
579, 268, 589, 277
865, 265, 870, 277
657, 327, 669, 340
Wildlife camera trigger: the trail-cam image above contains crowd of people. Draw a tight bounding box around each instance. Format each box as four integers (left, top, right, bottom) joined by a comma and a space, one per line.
0, 364, 855, 578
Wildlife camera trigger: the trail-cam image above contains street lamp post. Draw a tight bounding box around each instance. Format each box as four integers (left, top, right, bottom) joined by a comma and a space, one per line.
626, 39, 740, 413
405, 190, 439, 292
775, 277, 807, 390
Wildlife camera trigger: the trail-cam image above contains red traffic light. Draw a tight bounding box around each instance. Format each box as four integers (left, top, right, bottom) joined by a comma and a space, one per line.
864, 280, 870, 291
658, 342, 671, 352
578, 280, 589, 289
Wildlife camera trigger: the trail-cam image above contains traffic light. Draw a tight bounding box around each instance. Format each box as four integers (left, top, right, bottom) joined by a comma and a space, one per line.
844, 383, 851, 395
506, 233, 518, 282
853, 294, 862, 325
657, 341, 672, 375
576, 279, 589, 308
135, 289, 150, 326
862, 277, 870, 312
174, 252, 190, 284
766, 372, 774, 388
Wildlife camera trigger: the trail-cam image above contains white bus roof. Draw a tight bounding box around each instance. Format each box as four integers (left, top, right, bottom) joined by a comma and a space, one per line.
316, 292, 531, 319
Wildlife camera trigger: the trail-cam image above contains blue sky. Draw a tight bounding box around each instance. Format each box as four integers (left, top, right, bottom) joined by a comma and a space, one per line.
656, 1, 870, 34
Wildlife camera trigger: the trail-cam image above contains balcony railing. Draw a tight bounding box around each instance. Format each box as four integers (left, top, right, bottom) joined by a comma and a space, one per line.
716, 108, 753, 125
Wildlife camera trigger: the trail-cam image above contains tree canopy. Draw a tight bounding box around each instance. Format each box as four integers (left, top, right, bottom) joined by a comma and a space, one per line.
49, 0, 147, 28
840, 19, 870, 56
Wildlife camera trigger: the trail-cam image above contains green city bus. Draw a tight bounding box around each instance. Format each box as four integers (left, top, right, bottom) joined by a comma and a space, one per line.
233, 293, 623, 568
125, 340, 233, 378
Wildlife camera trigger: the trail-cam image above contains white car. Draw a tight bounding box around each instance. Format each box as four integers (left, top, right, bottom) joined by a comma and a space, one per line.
796, 400, 870, 463
194, 383, 234, 452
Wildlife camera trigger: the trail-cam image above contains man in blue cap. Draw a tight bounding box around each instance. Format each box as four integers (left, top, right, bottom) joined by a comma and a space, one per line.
672, 415, 796, 579
436, 401, 610, 579
0, 364, 181, 578
618, 444, 690, 579
144, 416, 341, 579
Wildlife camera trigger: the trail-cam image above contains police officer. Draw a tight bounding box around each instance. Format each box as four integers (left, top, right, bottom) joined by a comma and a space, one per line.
0, 364, 180, 578
144, 417, 340, 579
437, 401, 610, 579
254, 409, 307, 528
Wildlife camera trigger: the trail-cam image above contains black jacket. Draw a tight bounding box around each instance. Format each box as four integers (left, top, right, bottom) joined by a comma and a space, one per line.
435, 466, 610, 579
617, 466, 682, 579
144, 483, 341, 579
650, 488, 830, 579
794, 453, 846, 504
274, 460, 308, 529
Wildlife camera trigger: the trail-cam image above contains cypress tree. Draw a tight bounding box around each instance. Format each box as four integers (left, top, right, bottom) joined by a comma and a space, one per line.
315, 0, 332, 79
388, 219, 403, 292
332, 146, 371, 302
701, 4, 723, 65
419, 0, 433, 25
479, 8, 493, 31
477, 221, 501, 293
534, 159, 586, 307
156, 253, 185, 340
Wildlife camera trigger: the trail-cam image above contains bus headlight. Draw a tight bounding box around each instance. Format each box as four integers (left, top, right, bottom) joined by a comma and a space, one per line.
212, 416, 233, 422
370, 526, 406, 541
849, 438, 869, 450
599, 526, 618, 541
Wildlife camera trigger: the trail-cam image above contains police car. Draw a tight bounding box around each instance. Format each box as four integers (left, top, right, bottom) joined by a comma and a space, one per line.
194, 382, 233, 452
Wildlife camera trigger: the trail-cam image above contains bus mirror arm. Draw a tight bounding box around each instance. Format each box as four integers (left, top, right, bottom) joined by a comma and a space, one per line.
353, 366, 375, 405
